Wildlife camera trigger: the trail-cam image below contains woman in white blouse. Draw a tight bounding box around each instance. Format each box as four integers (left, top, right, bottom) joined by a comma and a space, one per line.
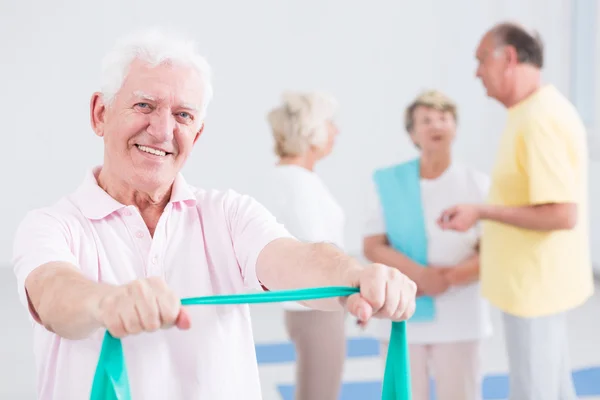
363, 90, 492, 400
255, 91, 345, 400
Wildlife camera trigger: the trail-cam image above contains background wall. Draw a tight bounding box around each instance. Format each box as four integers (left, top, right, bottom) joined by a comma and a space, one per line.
1, 0, 598, 270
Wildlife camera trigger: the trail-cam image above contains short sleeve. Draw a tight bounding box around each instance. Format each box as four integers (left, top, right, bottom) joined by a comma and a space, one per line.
518, 121, 578, 204
272, 190, 334, 244
224, 192, 294, 289
473, 172, 491, 201
363, 180, 387, 237
12, 209, 78, 311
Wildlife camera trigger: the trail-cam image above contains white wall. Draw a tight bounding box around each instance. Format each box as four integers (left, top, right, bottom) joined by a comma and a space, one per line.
594, 0, 600, 274
1, 0, 596, 268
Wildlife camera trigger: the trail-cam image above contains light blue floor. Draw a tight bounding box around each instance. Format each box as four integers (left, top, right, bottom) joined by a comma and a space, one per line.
276, 368, 600, 400
261, 337, 600, 399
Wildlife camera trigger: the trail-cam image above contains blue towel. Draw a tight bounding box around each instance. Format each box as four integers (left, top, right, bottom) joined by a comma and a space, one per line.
373, 158, 435, 322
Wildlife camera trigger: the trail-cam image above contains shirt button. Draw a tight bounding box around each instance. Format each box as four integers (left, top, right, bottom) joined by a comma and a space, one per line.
123, 209, 132, 217
151, 256, 158, 264
135, 231, 144, 239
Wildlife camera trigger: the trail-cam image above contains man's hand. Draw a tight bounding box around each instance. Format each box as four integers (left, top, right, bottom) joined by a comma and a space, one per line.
257, 240, 416, 321
437, 204, 481, 232
414, 268, 450, 297
440, 203, 578, 232
344, 264, 417, 324
94, 277, 191, 338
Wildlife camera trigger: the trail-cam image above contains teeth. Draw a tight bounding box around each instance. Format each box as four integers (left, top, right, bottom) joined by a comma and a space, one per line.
137, 145, 166, 156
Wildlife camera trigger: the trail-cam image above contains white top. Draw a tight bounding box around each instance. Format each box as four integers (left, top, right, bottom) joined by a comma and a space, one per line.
363, 162, 493, 344
253, 164, 346, 311
12, 168, 293, 400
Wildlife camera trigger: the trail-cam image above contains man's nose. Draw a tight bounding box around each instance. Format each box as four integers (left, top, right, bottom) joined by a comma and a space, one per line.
147, 109, 175, 142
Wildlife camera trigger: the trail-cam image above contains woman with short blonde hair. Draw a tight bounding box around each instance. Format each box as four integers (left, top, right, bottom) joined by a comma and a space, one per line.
255, 91, 346, 400
364, 89, 492, 400
404, 90, 458, 133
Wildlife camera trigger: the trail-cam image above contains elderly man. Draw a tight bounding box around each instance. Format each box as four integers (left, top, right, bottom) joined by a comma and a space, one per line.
439, 23, 593, 400
12, 30, 416, 400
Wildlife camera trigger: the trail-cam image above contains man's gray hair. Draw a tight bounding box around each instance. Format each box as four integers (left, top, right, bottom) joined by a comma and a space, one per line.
100, 29, 214, 119
490, 22, 544, 68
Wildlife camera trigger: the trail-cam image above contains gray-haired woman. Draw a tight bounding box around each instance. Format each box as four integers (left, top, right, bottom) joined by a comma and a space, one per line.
253, 91, 346, 400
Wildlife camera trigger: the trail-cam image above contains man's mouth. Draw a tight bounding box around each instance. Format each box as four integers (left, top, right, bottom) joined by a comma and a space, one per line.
135, 144, 170, 157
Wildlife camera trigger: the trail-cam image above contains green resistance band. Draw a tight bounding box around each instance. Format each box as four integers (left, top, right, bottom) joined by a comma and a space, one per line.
90, 286, 411, 400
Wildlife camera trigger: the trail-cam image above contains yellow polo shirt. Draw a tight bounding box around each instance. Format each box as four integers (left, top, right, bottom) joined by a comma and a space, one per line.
480, 85, 594, 317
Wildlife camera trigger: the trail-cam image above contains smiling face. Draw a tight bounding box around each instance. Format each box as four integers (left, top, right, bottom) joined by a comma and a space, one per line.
409, 105, 456, 153
90, 58, 207, 192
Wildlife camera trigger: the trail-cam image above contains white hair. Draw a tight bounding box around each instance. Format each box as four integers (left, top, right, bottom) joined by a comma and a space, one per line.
267, 91, 338, 157
100, 29, 214, 118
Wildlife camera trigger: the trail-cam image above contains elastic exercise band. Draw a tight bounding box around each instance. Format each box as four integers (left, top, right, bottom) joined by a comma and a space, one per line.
90, 286, 411, 399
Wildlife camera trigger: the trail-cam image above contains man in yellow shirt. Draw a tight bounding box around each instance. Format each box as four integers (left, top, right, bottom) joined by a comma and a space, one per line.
438, 22, 594, 400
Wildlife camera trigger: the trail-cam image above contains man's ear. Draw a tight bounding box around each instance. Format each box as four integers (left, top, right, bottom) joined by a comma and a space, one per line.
193, 121, 205, 145
90, 92, 107, 137
504, 46, 520, 67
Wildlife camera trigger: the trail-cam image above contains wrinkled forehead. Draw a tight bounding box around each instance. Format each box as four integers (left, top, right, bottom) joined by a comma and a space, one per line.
119, 59, 206, 110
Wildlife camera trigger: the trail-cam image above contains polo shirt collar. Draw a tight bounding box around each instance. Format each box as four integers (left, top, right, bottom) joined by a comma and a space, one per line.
72, 166, 197, 220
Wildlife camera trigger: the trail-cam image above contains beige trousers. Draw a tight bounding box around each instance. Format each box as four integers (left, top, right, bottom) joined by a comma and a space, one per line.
381, 340, 482, 400
285, 310, 346, 400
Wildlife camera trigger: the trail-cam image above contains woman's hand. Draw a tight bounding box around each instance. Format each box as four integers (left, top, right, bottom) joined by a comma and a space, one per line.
441, 263, 479, 286
414, 268, 450, 297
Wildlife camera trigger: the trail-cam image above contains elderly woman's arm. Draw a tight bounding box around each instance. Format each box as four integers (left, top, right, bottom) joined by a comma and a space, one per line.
363, 234, 449, 296
363, 234, 423, 279
441, 253, 480, 286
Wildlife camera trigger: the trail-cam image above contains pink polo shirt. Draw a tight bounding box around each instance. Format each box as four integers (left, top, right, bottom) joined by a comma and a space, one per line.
12, 167, 293, 400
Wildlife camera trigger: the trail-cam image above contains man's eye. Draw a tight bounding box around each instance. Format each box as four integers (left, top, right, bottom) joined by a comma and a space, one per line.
134, 103, 155, 111
178, 112, 192, 119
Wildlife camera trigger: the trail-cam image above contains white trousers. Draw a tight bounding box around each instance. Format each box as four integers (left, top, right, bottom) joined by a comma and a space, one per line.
503, 311, 577, 400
